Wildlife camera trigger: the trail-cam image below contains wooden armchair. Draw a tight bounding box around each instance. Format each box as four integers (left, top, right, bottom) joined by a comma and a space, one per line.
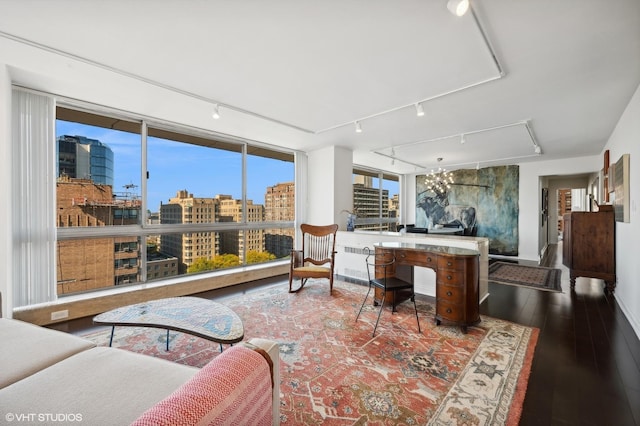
288, 224, 339, 294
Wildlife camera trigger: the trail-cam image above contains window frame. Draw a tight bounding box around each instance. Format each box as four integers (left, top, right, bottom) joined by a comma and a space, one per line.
352, 167, 400, 231
55, 101, 295, 293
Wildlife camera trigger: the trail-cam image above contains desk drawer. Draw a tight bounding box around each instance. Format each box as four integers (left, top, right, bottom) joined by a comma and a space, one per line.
436, 300, 464, 322
436, 283, 464, 303
436, 270, 465, 287
437, 256, 465, 271
395, 250, 437, 268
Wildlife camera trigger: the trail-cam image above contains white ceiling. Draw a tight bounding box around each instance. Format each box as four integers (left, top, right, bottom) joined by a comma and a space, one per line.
1, 0, 639, 174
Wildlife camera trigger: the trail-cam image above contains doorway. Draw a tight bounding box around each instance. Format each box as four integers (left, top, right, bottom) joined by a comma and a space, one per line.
557, 188, 588, 241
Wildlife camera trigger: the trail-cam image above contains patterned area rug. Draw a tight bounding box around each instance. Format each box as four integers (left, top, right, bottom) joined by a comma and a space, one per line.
84, 281, 538, 425
489, 262, 562, 292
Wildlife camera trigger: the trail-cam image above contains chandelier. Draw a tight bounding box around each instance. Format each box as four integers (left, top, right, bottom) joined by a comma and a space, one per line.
424, 167, 454, 195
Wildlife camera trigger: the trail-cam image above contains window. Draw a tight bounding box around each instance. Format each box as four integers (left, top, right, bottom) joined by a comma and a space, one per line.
55, 105, 294, 296
352, 169, 399, 231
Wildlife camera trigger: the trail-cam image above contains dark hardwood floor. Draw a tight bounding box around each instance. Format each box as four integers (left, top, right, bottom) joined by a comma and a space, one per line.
50, 243, 640, 425
483, 244, 640, 426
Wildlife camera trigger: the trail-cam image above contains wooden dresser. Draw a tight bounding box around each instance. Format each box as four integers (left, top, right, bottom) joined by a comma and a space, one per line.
562, 208, 616, 293
374, 242, 480, 333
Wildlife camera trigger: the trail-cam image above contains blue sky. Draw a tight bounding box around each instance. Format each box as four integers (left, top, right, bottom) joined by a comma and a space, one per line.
56, 121, 295, 210
56, 120, 398, 211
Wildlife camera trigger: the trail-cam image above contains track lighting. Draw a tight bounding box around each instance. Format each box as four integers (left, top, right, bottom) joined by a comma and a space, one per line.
355, 121, 362, 133
476, 162, 480, 170
415, 103, 425, 117
212, 104, 220, 119
447, 0, 470, 16
534, 145, 542, 154
460, 134, 466, 144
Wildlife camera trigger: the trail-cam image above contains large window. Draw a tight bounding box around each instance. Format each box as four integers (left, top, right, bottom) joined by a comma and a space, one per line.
352, 169, 400, 231
55, 105, 294, 296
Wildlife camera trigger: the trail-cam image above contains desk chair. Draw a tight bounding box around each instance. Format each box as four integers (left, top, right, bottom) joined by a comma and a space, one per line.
356, 248, 421, 337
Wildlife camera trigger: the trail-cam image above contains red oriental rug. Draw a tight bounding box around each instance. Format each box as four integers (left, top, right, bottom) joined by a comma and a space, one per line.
84, 280, 538, 425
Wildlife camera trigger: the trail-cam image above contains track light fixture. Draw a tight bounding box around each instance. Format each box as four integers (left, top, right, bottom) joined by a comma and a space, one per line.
460, 134, 466, 144
212, 104, 220, 119
447, 0, 470, 16
534, 144, 542, 154
415, 103, 425, 117
355, 121, 362, 133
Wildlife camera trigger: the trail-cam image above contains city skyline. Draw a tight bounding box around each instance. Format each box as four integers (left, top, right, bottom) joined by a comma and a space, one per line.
55, 120, 295, 211
55, 120, 398, 212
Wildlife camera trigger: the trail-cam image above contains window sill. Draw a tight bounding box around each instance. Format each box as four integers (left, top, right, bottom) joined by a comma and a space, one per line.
12, 261, 289, 326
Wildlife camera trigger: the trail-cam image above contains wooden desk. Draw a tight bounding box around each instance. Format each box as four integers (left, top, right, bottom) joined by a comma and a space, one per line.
374, 242, 480, 333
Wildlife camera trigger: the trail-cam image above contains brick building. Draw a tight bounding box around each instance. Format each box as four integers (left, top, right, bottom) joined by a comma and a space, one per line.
56, 177, 141, 294
264, 182, 295, 258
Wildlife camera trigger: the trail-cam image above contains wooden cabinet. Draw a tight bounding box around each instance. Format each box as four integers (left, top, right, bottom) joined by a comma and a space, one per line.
374, 243, 480, 333
562, 208, 616, 293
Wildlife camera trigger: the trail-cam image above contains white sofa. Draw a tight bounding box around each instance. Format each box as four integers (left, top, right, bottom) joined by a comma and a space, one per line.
0, 318, 280, 425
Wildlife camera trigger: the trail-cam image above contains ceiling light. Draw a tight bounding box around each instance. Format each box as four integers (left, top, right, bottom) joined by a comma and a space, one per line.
534, 145, 542, 154
447, 0, 470, 16
355, 121, 362, 133
415, 103, 425, 117
460, 134, 466, 144
476, 162, 480, 170
212, 104, 220, 119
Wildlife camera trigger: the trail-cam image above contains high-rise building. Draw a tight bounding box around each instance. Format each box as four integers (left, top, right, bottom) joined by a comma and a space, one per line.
389, 194, 399, 219
57, 135, 114, 186
353, 182, 391, 231
159, 190, 220, 273
264, 182, 295, 258
353, 175, 373, 187
56, 177, 141, 294
217, 195, 265, 263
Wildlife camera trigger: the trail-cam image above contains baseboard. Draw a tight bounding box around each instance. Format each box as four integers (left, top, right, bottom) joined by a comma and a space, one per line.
615, 292, 640, 343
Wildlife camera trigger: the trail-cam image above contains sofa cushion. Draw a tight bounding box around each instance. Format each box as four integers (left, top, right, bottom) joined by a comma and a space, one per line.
0, 318, 96, 388
132, 345, 273, 426
0, 346, 198, 425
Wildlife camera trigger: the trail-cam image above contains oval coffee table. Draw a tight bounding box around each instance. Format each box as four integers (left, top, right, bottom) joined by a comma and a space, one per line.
93, 297, 244, 351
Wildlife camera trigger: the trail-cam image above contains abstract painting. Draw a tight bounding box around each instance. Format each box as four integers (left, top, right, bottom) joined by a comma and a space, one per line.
416, 165, 519, 256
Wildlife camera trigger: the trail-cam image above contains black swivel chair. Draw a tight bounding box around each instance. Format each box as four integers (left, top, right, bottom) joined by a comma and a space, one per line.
356, 248, 421, 337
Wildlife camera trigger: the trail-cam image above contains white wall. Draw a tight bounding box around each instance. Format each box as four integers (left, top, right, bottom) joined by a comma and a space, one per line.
0, 64, 11, 316
306, 148, 334, 225
334, 146, 354, 229
307, 146, 353, 228
604, 83, 640, 339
